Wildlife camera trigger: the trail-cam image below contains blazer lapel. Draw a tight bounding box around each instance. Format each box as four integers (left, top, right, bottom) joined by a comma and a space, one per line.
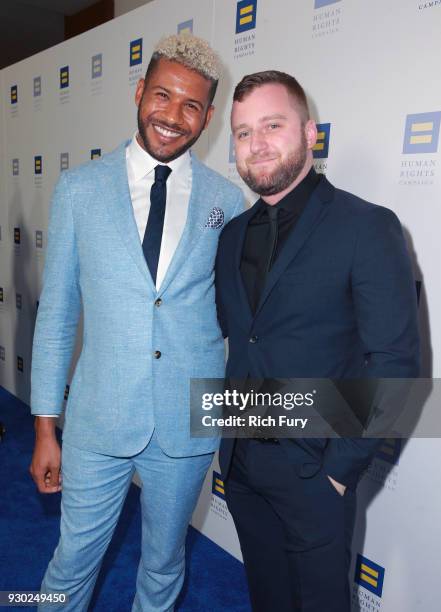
253, 177, 335, 319
233, 204, 259, 325
101, 141, 154, 288
158, 154, 213, 295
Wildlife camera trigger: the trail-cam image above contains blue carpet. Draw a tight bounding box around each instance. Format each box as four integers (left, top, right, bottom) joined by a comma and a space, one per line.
0, 386, 250, 611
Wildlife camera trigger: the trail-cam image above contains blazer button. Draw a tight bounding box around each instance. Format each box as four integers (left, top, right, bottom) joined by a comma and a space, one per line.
154, 350, 161, 359
154, 298, 162, 307
249, 335, 258, 343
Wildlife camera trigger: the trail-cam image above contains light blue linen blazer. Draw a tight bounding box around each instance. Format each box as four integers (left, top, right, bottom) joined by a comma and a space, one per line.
31, 141, 243, 457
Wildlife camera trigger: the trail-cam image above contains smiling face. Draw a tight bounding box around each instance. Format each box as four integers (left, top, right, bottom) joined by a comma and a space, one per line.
231, 83, 317, 203
135, 57, 214, 163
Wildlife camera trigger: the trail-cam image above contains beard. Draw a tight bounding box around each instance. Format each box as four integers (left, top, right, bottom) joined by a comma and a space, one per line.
238, 132, 308, 196
137, 106, 204, 163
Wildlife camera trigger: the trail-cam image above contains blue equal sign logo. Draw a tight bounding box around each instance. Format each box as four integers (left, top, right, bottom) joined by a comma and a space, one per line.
34, 155, 42, 175
36, 230, 43, 249
12, 158, 19, 176
16, 293, 22, 310
236, 0, 257, 34
212, 471, 225, 500
402, 111, 441, 154
60, 65, 69, 89
178, 19, 194, 34
33, 76, 41, 97
0, 287, 3, 302
91, 149, 101, 160
313, 123, 331, 158
92, 53, 103, 79
315, 0, 341, 8
11, 85, 18, 104
60, 152, 69, 171
376, 439, 401, 465
354, 554, 385, 597
17, 356, 24, 372
64, 384, 70, 401
0, 346, 5, 361
14, 227, 21, 245
130, 38, 143, 66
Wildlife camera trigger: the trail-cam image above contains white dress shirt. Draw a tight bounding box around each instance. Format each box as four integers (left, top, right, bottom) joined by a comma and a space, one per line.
126, 132, 192, 290
41, 134, 192, 416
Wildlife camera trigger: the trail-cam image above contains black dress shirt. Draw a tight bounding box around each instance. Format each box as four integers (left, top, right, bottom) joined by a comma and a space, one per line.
240, 167, 321, 313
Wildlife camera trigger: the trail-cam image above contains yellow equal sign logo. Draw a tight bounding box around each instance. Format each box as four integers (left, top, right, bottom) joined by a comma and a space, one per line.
354, 554, 385, 597
376, 438, 401, 465
212, 471, 225, 499
130, 38, 143, 66
177, 19, 193, 35
403, 111, 441, 154
11, 85, 18, 104
34, 155, 42, 174
312, 123, 330, 158
60, 66, 69, 89
236, 0, 257, 33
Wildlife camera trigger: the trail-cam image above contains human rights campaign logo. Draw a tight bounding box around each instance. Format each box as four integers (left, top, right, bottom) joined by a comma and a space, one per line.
236, 0, 257, 33
17, 356, 24, 373
212, 471, 225, 500
0, 346, 5, 361
91, 149, 101, 160
12, 158, 19, 176
36, 230, 43, 249
354, 554, 385, 597
92, 54, 103, 79
178, 19, 193, 34
64, 384, 70, 401
0, 287, 3, 302
16, 293, 22, 310
33, 76, 41, 97
10, 85, 17, 105
313, 123, 331, 158
402, 111, 441, 154
60, 66, 69, 89
14, 228, 21, 245
376, 438, 401, 465
34, 156, 42, 175
60, 153, 69, 171
315, 0, 341, 7
130, 39, 143, 66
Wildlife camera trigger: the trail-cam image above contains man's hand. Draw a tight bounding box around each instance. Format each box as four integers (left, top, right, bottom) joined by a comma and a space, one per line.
30, 417, 62, 493
328, 475, 346, 497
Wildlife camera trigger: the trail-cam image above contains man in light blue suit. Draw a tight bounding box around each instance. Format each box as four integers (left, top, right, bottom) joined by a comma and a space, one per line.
29, 34, 243, 611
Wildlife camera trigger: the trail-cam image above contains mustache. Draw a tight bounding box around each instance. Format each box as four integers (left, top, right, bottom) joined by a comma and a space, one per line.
247, 155, 278, 164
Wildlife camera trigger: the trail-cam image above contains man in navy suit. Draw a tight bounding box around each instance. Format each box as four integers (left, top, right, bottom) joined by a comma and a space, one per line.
215, 71, 419, 611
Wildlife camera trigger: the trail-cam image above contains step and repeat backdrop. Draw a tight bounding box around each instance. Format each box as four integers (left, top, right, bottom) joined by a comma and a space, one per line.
0, 1, 440, 609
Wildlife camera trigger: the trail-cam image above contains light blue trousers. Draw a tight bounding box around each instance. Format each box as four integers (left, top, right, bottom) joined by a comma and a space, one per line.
38, 432, 213, 612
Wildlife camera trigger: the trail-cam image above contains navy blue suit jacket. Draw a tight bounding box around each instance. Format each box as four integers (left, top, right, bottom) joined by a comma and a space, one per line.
215, 176, 420, 489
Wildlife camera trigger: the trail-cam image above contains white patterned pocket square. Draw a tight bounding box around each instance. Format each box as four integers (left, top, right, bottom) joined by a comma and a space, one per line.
204, 207, 225, 229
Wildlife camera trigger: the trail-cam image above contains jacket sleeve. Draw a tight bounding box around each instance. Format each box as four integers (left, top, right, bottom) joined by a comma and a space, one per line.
31, 173, 82, 416
323, 206, 420, 489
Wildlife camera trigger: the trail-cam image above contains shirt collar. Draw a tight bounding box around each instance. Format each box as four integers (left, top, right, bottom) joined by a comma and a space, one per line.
127, 132, 191, 182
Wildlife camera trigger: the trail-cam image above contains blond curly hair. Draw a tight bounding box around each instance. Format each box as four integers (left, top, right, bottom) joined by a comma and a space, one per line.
153, 32, 221, 82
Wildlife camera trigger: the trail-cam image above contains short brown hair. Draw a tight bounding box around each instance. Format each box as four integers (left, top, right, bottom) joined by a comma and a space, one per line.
233, 70, 310, 123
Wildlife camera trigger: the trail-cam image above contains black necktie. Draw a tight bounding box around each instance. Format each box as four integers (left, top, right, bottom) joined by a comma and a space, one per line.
142, 165, 172, 284
253, 205, 279, 310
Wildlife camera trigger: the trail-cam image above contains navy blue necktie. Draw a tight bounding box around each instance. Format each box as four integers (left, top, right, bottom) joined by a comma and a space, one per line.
142, 164, 172, 284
